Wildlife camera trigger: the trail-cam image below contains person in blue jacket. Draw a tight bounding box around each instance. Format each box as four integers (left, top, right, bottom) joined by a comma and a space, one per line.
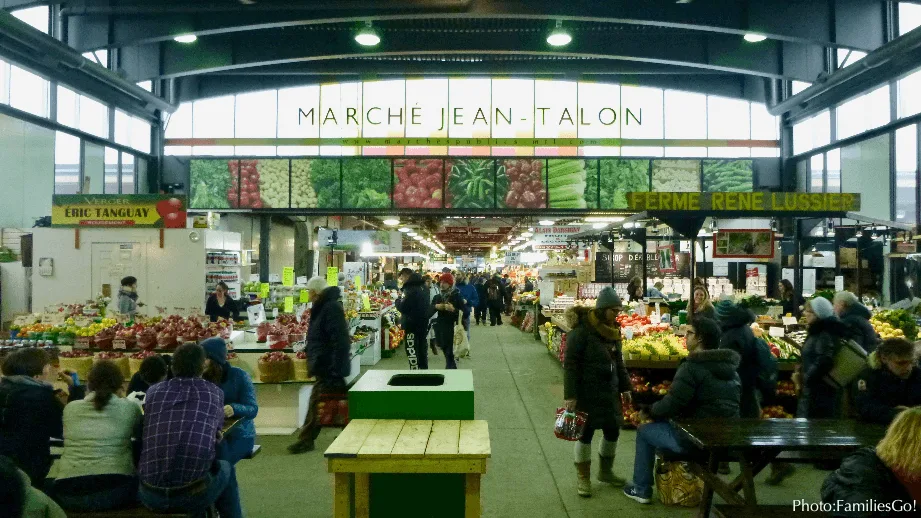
201, 337, 258, 465
455, 273, 479, 341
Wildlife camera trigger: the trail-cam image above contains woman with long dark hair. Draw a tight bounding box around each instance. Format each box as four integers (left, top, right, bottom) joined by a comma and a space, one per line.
205, 281, 240, 322
53, 361, 142, 512
778, 279, 801, 318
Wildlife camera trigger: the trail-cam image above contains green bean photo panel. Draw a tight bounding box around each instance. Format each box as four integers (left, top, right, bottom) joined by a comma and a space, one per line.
702, 159, 754, 192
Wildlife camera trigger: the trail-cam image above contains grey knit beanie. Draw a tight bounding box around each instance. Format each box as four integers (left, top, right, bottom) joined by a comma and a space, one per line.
808, 297, 835, 320
596, 287, 622, 311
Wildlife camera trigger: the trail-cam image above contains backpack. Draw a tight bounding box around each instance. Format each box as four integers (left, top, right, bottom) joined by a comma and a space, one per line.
754, 337, 778, 397
488, 284, 500, 301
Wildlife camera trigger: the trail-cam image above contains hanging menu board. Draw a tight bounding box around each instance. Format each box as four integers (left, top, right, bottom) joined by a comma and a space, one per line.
595, 251, 691, 282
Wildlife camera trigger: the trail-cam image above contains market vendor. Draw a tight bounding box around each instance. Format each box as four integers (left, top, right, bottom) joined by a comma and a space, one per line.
854, 337, 921, 425
690, 286, 716, 321
778, 280, 802, 318
205, 281, 240, 323
116, 276, 143, 318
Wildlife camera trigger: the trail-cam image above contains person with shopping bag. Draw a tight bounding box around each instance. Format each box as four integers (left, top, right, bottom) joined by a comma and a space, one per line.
562, 287, 632, 498
431, 273, 464, 370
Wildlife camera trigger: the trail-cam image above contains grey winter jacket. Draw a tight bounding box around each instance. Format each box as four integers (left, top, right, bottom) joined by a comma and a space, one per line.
840, 303, 881, 353
650, 348, 742, 420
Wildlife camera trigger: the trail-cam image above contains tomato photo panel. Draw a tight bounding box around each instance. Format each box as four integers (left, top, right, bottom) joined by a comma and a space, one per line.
393, 158, 445, 209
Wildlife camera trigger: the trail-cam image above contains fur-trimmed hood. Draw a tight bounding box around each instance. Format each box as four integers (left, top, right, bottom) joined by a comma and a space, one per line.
565, 306, 620, 341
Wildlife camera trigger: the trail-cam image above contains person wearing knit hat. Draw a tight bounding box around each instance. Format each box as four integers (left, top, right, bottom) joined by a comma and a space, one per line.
797, 296, 850, 420
563, 286, 631, 497
201, 337, 258, 465
431, 273, 464, 369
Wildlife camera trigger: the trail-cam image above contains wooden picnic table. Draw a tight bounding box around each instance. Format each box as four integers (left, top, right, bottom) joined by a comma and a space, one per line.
671, 418, 886, 518
325, 419, 491, 518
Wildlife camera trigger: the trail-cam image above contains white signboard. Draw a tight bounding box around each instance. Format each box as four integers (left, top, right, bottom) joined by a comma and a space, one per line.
505, 252, 521, 265
538, 281, 556, 306
782, 268, 795, 287
533, 225, 590, 250
316, 229, 403, 253
802, 268, 817, 295
835, 275, 844, 292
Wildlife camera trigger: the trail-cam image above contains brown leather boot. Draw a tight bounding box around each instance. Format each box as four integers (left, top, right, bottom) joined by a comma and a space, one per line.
598, 456, 627, 486
575, 461, 592, 497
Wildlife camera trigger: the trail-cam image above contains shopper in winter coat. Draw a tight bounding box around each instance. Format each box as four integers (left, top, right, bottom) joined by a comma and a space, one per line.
289, 277, 351, 454
0, 347, 85, 487
715, 301, 762, 418
821, 407, 921, 517
834, 291, 881, 353
202, 337, 259, 465
624, 317, 741, 504
796, 297, 850, 419
474, 277, 488, 325
432, 273, 465, 369
563, 287, 632, 498
0, 455, 67, 518
485, 276, 505, 326
524, 277, 535, 293
116, 276, 143, 318
455, 274, 479, 340
395, 268, 432, 370
691, 286, 716, 321
854, 337, 921, 425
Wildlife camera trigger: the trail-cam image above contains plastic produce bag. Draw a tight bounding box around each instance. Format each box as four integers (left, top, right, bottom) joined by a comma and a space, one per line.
554, 407, 588, 441
454, 324, 470, 358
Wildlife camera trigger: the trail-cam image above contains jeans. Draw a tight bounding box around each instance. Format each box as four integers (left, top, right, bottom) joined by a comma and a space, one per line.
631, 422, 695, 496
54, 475, 137, 512
434, 323, 457, 369
462, 313, 471, 341
218, 434, 255, 465
139, 460, 242, 518
404, 328, 429, 370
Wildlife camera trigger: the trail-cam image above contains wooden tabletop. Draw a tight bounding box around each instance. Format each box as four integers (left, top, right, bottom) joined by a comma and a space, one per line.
325, 419, 490, 460
672, 418, 887, 451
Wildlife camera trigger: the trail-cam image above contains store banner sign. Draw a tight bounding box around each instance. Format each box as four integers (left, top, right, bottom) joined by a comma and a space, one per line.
51, 195, 188, 228
627, 192, 860, 213
533, 226, 591, 250
316, 229, 402, 253
505, 252, 521, 265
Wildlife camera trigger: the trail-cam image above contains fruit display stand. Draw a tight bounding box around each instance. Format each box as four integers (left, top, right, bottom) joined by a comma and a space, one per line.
345, 370, 477, 518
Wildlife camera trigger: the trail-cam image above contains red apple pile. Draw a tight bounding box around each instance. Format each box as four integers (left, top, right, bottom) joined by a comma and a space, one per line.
60, 350, 92, 358
260, 351, 291, 363
154, 197, 186, 229
761, 405, 794, 419
130, 350, 157, 360
393, 158, 447, 209
96, 351, 126, 360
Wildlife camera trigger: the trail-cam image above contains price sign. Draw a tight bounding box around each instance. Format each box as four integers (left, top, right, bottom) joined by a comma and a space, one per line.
43, 313, 66, 326
354, 275, 363, 290
13, 314, 37, 327
299, 290, 309, 303
282, 267, 295, 287
362, 294, 372, 312
782, 316, 798, 326
73, 317, 93, 328
296, 276, 307, 285
327, 267, 339, 287
268, 273, 281, 283
113, 339, 127, 350
284, 296, 294, 313
834, 275, 844, 292
259, 283, 270, 299
769, 327, 785, 338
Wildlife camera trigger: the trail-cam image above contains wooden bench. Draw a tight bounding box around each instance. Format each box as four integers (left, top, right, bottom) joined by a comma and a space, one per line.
715, 504, 829, 518
66, 508, 187, 518
325, 419, 491, 518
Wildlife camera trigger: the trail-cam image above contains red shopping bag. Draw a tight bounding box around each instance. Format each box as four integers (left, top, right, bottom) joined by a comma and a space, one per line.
554, 407, 588, 441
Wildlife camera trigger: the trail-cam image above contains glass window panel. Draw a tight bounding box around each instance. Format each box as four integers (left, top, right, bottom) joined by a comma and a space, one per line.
56, 86, 79, 128
319, 82, 361, 156
534, 79, 577, 155
192, 146, 234, 156
751, 148, 781, 158
54, 132, 81, 194
837, 49, 867, 68
82, 50, 108, 68
234, 146, 276, 156
235, 89, 277, 138
576, 81, 620, 156
836, 85, 890, 140
361, 79, 406, 155
12, 6, 49, 34
622, 146, 663, 157
841, 134, 890, 220
708, 96, 750, 139
896, 125, 918, 224
707, 147, 751, 158
79, 95, 109, 139
827, 149, 841, 193
0, 59, 9, 105
276, 146, 315, 156
791, 81, 811, 95
136, 158, 149, 194
406, 78, 449, 155
164, 146, 191, 156
277, 85, 320, 155
664, 147, 706, 157
447, 77, 490, 156
751, 103, 779, 140
792, 110, 830, 155
810, 154, 824, 193
121, 153, 135, 194
9, 65, 49, 117
114, 110, 131, 146
165, 103, 192, 138
137, 81, 152, 92
900, 2, 921, 35
899, 69, 921, 119
621, 86, 663, 140
105, 147, 120, 194
796, 158, 810, 193
130, 117, 151, 154
665, 90, 706, 139
192, 96, 234, 138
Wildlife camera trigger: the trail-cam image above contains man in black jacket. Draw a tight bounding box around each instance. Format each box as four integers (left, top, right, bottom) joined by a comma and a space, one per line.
834, 291, 881, 353
289, 277, 351, 454
474, 277, 488, 325
0, 347, 85, 486
854, 337, 921, 425
715, 301, 762, 418
395, 268, 432, 370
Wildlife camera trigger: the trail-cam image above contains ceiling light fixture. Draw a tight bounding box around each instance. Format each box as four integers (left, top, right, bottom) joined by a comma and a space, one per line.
547, 20, 572, 47
408, 232, 418, 237
521, 231, 534, 238
398, 227, 411, 233
584, 216, 626, 223
355, 22, 381, 47
592, 222, 608, 229
174, 34, 198, 43
538, 220, 555, 226
743, 33, 767, 43
383, 218, 400, 226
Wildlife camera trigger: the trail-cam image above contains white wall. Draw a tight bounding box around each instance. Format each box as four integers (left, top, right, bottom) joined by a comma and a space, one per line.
31, 228, 207, 313
0, 112, 54, 227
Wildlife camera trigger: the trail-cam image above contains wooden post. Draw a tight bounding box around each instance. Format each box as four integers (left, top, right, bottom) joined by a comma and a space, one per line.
159, 229, 165, 248
464, 473, 481, 518
74, 228, 80, 249
333, 473, 351, 518
354, 473, 370, 518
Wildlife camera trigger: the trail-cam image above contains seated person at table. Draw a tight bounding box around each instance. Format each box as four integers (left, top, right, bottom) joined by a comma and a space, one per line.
623, 317, 741, 505
53, 360, 142, 512
0, 455, 67, 518
126, 354, 169, 399
138, 343, 243, 518
201, 337, 258, 465
854, 338, 921, 425
0, 348, 85, 487
821, 407, 921, 517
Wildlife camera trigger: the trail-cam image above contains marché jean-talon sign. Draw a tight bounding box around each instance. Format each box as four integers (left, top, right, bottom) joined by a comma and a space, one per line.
627, 192, 861, 213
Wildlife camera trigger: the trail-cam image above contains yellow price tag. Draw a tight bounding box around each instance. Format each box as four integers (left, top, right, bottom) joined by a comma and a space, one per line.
354, 275, 362, 289
326, 267, 339, 287
260, 283, 270, 299
282, 267, 295, 287
362, 294, 371, 312
299, 290, 309, 303
284, 296, 294, 313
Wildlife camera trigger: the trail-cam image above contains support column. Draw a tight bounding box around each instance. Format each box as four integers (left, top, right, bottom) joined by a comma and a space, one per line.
260, 215, 271, 282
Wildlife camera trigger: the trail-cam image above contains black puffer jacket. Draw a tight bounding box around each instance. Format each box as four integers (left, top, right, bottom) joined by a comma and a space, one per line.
650, 349, 742, 420
821, 448, 916, 517
854, 352, 921, 425
563, 307, 631, 429
840, 303, 881, 353
717, 304, 761, 418
396, 273, 432, 332
799, 317, 850, 418
306, 286, 351, 381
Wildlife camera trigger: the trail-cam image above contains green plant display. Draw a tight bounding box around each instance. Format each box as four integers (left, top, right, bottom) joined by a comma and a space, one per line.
599, 159, 649, 209
190, 160, 233, 209
342, 158, 391, 208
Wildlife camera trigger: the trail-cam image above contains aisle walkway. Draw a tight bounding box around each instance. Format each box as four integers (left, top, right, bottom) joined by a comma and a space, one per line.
236, 322, 827, 517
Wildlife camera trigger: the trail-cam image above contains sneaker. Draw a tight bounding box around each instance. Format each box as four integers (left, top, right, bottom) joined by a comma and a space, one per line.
287, 441, 315, 454
622, 484, 652, 504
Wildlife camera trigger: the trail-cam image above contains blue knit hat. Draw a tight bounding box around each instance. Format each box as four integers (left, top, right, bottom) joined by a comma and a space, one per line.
808, 297, 835, 320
